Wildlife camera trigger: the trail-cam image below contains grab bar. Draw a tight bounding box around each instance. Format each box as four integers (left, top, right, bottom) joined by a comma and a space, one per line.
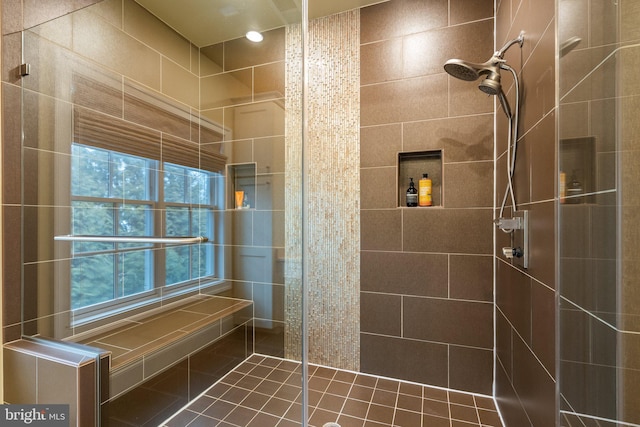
54, 235, 208, 244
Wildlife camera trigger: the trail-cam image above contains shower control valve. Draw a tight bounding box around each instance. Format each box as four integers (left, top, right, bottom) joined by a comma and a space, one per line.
502, 247, 523, 259
494, 216, 522, 232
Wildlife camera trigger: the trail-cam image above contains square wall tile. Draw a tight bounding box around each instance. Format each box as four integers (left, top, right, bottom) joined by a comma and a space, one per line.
403, 114, 493, 163
360, 38, 403, 85
360, 292, 401, 336
443, 161, 494, 208
72, 8, 161, 91
450, 0, 494, 25
3, 348, 37, 403
224, 27, 285, 71
403, 297, 493, 348
449, 255, 493, 302
361, 167, 398, 209
123, 0, 191, 69
360, 333, 448, 388
361, 251, 448, 297
255, 61, 285, 99
361, 209, 402, 251
360, 0, 448, 44
496, 260, 532, 344
37, 358, 78, 424
361, 74, 448, 126
403, 208, 493, 254
449, 346, 493, 395
360, 124, 402, 168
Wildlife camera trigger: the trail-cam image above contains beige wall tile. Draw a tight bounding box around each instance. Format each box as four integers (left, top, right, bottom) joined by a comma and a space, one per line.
224, 27, 285, 71
86, 0, 123, 29
224, 101, 284, 140
361, 74, 448, 126
73, 7, 161, 91
4, 348, 37, 403
200, 43, 224, 76
37, 358, 78, 425
162, 58, 199, 108
201, 69, 252, 110
124, 0, 191, 70
443, 161, 494, 208
255, 61, 285, 100
403, 115, 493, 163
30, 14, 73, 48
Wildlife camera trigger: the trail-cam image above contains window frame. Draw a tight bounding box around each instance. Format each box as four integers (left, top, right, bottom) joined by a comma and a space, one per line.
69, 144, 224, 327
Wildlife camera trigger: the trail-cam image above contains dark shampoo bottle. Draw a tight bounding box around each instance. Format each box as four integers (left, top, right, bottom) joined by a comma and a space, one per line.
406, 178, 418, 207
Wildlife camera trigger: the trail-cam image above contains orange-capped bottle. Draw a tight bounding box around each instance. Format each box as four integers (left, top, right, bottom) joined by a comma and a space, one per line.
418, 173, 432, 206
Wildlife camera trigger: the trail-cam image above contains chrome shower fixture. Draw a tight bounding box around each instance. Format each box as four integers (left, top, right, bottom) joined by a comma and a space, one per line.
560, 36, 581, 57
443, 31, 524, 118
443, 31, 526, 247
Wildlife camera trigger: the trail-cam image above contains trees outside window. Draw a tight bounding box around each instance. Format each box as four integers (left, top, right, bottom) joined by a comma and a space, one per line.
70, 144, 220, 315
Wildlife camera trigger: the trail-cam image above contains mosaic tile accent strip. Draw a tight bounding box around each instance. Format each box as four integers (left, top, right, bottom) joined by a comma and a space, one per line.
284, 21, 304, 362
160, 354, 505, 427
284, 10, 361, 370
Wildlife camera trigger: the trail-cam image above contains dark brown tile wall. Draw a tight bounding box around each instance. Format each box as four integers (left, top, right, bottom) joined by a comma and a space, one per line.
104, 324, 251, 426
1, 0, 115, 344
359, 0, 495, 395
558, 1, 640, 425
2, 2, 285, 424
494, 0, 558, 426
4, 339, 109, 427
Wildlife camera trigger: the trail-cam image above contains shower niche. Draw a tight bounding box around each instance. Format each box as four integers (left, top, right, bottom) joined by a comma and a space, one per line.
398, 150, 442, 207
227, 163, 257, 209
560, 137, 596, 204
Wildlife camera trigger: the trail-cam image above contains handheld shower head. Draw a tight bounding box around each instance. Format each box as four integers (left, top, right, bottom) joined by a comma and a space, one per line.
478, 72, 501, 96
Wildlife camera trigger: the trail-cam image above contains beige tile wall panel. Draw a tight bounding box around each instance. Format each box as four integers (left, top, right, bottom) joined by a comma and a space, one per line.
72, 7, 161, 91
201, 69, 253, 110
85, 0, 123, 29
30, 14, 73, 49
161, 57, 199, 108
284, 10, 361, 371
124, 0, 191, 70
284, 21, 304, 364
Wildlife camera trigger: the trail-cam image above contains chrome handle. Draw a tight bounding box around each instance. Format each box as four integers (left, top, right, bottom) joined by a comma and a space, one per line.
54, 235, 208, 244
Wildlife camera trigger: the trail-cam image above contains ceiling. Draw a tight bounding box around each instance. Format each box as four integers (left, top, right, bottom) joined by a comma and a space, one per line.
134, 0, 388, 47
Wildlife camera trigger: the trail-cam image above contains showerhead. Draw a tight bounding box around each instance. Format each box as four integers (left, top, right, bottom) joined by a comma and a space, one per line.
443, 59, 483, 81
444, 58, 503, 83
478, 72, 501, 96
560, 36, 582, 57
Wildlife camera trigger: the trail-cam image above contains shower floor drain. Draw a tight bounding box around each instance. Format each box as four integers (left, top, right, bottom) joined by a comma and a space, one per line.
322, 423, 341, 427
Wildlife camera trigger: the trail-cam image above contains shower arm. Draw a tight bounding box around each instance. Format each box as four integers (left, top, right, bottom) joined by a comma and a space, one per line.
496, 31, 525, 59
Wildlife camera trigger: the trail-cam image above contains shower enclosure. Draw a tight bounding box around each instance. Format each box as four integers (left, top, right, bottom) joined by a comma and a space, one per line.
16, 0, 307, 424
558, 0, 640, 425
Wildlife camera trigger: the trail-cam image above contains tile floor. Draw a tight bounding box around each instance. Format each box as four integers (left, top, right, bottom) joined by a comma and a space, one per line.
161, 354, 504, 427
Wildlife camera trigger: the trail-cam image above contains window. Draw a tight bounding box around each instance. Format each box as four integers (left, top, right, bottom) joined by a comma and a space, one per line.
70, 144, 222, 317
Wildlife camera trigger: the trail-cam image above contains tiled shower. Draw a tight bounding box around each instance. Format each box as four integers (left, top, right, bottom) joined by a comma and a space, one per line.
1, 0, 640, 426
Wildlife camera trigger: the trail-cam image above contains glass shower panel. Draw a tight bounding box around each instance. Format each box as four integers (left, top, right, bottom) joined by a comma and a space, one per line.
559, 0, 640, 425
20, 0, 306, 425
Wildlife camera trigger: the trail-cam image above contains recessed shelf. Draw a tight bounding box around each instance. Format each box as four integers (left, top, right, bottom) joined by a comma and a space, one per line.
227, 163, 256, 210
560, 137, 595, 204
398, 151, 443, 208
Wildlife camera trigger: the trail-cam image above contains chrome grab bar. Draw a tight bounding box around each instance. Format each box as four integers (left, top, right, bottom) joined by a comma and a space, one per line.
54, 235, 208, 244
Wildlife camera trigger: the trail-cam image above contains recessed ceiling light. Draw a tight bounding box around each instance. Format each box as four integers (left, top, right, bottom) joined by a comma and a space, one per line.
246, 31, 264, 43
